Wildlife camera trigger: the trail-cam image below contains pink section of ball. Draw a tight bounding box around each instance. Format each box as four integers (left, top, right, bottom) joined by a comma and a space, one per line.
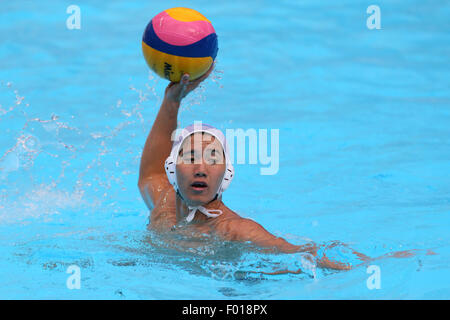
152, 11, 215, 46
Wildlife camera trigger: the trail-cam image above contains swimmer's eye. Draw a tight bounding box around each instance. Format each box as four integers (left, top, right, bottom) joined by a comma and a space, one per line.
204, 149, 224, 165
207, 149, 217, 164
179, 149, 224, 165
179, 151, 198, 164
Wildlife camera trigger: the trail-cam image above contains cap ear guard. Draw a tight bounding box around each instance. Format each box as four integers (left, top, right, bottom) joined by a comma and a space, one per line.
219, 161, 234, 195
164, 155, 177, 191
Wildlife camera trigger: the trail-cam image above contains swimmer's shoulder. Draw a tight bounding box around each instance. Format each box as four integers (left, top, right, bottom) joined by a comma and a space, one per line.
212, 208, 254, 240
215, 206, 242, 222
212, 208, 275, 243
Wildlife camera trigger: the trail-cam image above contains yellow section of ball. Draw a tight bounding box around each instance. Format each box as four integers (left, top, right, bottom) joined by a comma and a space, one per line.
165, 7, 211, 23
142, 41, 213, 82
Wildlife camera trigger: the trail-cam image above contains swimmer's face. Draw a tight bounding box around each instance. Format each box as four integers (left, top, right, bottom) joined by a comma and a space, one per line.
176, 132, 226, 206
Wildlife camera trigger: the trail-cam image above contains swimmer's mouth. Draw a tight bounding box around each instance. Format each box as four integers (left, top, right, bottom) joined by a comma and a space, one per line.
191, 181, 208, 190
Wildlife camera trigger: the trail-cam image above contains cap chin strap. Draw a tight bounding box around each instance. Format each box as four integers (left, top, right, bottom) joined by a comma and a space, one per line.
177, 190, 222, 222
185, 205, 223, 222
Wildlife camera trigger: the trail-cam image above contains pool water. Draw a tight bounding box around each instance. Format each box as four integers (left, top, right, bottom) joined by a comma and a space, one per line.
0, 0, 449, 299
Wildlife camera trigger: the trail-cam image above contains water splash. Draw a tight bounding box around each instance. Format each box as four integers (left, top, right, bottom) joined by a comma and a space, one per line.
141, 230, 318, 282
180, 62, 224, 114
0, 75, 165, 224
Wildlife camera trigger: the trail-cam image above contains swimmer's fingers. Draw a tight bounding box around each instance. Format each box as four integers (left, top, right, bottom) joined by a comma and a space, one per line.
369, 249, 427, 264
390, 249, 418, 258
164, 63, 214, 102
186, 63, 214, 91
179, 73, 190, 98
165, 73, 190, 102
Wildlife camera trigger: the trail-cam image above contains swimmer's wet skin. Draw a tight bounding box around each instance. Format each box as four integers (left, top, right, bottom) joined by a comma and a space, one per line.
137, 65, 418, 272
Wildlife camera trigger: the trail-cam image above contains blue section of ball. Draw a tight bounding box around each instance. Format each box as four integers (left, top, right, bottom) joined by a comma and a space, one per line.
143, 21, 218, 59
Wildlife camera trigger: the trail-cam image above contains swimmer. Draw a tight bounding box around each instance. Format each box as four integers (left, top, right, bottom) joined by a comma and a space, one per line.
138, 64, 418, 271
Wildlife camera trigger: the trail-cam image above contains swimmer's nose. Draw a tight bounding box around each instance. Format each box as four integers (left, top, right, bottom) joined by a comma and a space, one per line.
194, 171, 207, 178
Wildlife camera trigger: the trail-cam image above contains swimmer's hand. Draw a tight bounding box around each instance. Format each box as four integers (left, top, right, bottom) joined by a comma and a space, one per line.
164, 64, 214, 103
314, 241, 371, 271
314, 243, 434, 271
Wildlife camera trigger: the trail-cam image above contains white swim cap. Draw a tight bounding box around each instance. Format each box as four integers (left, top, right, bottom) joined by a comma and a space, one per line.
164, 122, 234, 203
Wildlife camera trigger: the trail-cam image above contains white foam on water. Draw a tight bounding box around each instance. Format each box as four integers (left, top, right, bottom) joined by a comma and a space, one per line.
0, 77, 191, 224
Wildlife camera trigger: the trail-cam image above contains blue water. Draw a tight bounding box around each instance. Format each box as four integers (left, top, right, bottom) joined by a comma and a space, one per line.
1, 0, 449, 299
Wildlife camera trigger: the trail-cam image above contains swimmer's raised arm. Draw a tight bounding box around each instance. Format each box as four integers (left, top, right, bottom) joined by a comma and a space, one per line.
138, 65, 214, 209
